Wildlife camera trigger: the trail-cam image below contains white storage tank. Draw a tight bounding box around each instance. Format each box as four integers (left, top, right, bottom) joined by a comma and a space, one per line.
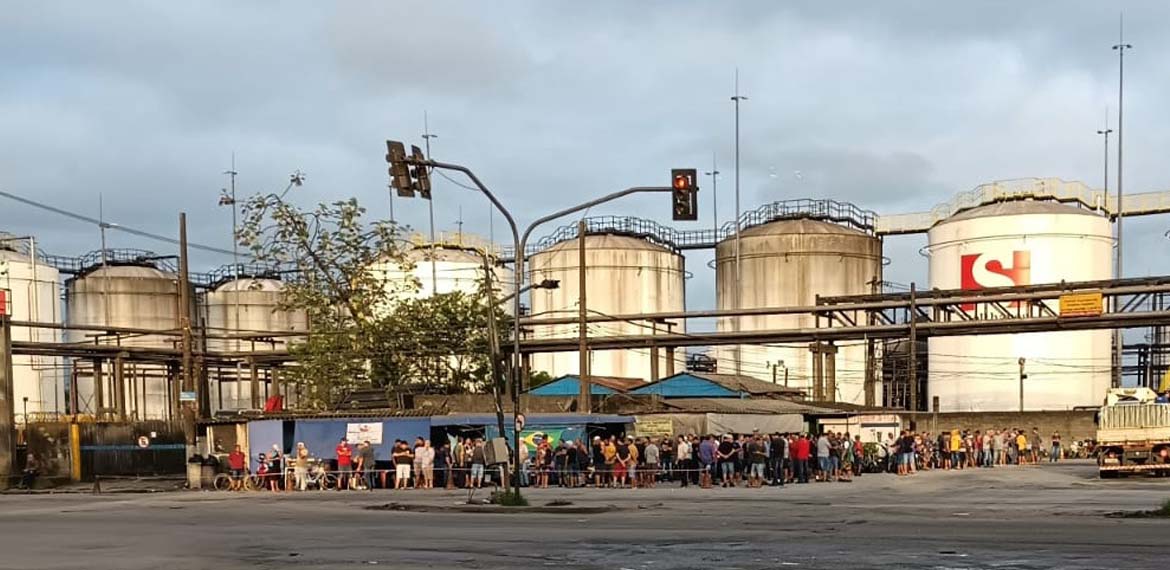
0, 237, 63, 416
372, 242, 515, 311
203, 276, 307, 411
528, 233, 686, 382
926, 200, 1113, 411
714, 217, 882, 404
66, 262, 190, 419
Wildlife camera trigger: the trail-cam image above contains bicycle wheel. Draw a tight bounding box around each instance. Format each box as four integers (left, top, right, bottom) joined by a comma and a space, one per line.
244, 475, 261, 491
213, 473, 233, 491
320, 473, 338, 491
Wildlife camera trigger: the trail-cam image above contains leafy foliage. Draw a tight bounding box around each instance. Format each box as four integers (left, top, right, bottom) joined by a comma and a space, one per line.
238, 194, 510, 408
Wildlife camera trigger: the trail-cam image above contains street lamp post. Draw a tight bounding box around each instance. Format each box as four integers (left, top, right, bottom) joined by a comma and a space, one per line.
730, 69, 748, 377
406, 155, 675, 499
1112, 27, 1132, 388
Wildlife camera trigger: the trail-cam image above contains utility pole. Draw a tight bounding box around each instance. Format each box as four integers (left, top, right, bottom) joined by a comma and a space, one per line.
422, 111, 439, 296
908, 282, 918, 412
178, 214, 196, 454
577, 221, 590, 413
704, 153, 719, 237
1018, 357, 1028, 412
730, 69, 748, 377
1112, 22, 1132, 389
0, 313, 12, 490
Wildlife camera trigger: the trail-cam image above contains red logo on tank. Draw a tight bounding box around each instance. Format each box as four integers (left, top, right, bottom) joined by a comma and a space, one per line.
959, 251, 1031, 311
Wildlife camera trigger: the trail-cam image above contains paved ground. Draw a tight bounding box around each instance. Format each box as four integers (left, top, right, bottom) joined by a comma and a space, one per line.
1, 460, 1167, 569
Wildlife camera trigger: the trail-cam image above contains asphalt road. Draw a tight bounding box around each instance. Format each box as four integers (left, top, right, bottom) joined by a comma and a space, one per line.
1, 460, 1167, 570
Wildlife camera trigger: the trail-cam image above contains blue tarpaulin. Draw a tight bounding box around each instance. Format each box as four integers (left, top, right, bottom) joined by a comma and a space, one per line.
291, 418, 431, 463
247, 419, 284, 471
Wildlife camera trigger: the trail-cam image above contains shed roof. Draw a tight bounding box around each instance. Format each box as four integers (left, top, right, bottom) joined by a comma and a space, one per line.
629, 372, 805, 399
527, 375, 644, 396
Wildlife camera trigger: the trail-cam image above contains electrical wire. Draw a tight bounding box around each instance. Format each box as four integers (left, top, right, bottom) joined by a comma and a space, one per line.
0, 188, 246, 258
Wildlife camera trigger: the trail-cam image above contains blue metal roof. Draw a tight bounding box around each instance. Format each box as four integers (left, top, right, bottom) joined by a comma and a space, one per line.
628, 373, 742, 398
528, 376, 620, 396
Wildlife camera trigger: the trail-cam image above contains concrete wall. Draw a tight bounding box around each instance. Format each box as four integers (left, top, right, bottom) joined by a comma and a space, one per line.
904, 410, 1097, 441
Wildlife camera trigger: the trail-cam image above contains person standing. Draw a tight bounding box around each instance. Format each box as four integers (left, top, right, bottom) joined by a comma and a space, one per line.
698, 435, 715, 487
392, 440, 413, 490
436, 441, 452, 489
419, 440, 435, 489
517, 438, 530, 487
227, 445, 247, 491
356, 441, 376, 490
675, 435, 692, 488
469, 439, 486, 489
412, 438, 427, 489
335, 438, 353, 490
269, 444, 284, 490
747, 434, 767, 487
294, 442, 310, 491
717, 435, 736, 487
644, 438, 660, 488
1050, 432, 1062, 463
815, 433, 831, 482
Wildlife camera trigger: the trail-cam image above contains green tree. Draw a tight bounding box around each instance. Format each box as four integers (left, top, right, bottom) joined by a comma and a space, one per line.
238, 194, 510, 408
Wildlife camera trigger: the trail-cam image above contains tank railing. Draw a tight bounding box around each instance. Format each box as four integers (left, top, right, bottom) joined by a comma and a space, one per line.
501, 198, 876, 260
875, 177, 1120, 235
46, 249, 178, 276
201, 263, 287, 290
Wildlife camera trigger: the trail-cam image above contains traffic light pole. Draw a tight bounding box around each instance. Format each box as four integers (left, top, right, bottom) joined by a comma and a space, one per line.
415, 156, 672, 500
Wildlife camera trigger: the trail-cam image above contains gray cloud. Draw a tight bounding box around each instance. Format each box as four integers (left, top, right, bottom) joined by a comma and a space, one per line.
3, 0, 1170, 315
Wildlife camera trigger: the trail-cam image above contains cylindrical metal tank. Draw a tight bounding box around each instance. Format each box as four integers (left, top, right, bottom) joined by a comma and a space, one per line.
715, 218, 883, 404
927, 200, 1113, 411
373, 244, 516, 310
0, 240, 63, 416
203, 277, 307, 411
66, 264, 189, 419
528, 233, 686, 382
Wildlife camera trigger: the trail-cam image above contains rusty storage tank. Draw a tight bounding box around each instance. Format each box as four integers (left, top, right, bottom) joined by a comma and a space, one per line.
926, 198, 1113, 411
65, 254, 192, 420
203, 272, 307, 411
370, 233, 515, 313
714, 201, 882, 404
0, 234, 63, 416
528, 232, 686, 383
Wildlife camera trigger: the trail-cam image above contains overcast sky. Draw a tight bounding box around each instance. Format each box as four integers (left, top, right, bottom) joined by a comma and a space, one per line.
4, 1, 1170, 317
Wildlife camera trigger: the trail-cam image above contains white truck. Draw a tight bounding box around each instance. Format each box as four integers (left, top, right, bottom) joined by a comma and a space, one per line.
1096, 388, 1170, 478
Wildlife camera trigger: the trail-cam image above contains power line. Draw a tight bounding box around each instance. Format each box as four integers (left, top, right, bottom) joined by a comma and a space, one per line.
0, 188, 245, 258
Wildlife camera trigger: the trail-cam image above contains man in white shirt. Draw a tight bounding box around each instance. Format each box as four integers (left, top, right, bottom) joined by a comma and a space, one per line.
675, 435, 692, 487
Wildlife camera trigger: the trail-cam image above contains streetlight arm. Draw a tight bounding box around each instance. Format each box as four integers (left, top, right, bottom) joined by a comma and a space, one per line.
517, 186, 672, 254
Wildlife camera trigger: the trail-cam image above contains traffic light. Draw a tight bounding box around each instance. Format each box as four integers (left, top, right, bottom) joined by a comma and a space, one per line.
410, 145, 432, 200
385, 140, 413, 197
671, 168, 698, 221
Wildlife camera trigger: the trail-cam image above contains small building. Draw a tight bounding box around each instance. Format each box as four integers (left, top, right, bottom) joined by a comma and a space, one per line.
526, 375, 644, 397
628, 372, 804, 400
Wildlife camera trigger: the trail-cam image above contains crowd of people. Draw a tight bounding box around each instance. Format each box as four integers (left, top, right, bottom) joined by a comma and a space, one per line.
222, 426, 1081, 492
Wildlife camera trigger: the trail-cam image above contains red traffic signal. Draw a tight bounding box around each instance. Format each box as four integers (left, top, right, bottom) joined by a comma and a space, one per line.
670, 168, 698, 221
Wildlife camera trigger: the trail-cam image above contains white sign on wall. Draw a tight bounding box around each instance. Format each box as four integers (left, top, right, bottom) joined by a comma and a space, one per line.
346, 422, 383, 445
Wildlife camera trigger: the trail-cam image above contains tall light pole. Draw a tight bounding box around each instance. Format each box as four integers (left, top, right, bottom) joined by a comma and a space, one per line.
219, 155, 242, 407
730, 69, 748, 376
1112, 21, 1132, 388
704, 153, 719, 237
422, 111, 439, 296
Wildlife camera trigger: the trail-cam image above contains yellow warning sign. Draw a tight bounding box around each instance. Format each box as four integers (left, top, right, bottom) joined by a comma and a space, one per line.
1059, 291, 1103, 317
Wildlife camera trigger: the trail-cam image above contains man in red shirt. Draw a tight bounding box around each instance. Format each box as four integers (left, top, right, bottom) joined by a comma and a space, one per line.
335, 438, 353, 491
792, 434, 811, 484
227, 445, 247, 491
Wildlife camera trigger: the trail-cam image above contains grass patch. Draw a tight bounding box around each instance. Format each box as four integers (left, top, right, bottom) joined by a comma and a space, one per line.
491, 490, 529, 507
1107, 498, 1170, 519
